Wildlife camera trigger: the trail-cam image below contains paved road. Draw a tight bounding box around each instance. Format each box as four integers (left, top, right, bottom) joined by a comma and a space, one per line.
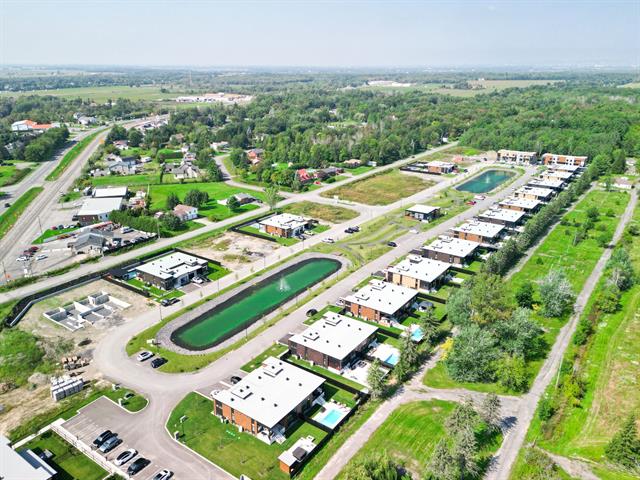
486, 190, 637, 480
85, 164, 535, 479
0, 142, 459, 302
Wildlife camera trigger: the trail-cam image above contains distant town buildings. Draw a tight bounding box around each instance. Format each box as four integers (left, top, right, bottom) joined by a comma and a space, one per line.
175, 92, 254, 105
11, 119, 59, 132
541, 153, 588, 167
497, 149, 538, 164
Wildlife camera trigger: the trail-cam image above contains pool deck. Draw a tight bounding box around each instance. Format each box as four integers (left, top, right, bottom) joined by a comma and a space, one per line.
155, 253, 349, 355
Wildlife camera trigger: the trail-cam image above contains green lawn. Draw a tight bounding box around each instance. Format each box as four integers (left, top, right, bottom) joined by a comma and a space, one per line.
33, 226, 80, 244
103, 387, 148, 412
510, 201, 640, 480
126, 277, 187, 302
424, 190, 631, 395
0, 164, 32, 187
321, 169, 435, 205
337, 400, 502, 479
346, 165, 374, 175
0, 187, 43, 240
238, 225, 299, 246
240, 343, 289, 372
24, 431, 107, 480
46, 130, 104, 181
0, 84, 188, 102
168, 392, 328, 480
286, 356, 366, 392
283, 201, 359, 223
90, 173, 162, 187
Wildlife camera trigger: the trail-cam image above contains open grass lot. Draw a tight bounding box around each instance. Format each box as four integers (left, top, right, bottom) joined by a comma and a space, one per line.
0, 84, 187, 102
0, 163, 32, 187
103, 386, 148, 412
149, 182, 264, 220
283, 201, 359, 223
424, 189, 631, 395
0, 187, 43, 240
33, 226, 80, 244
168, 392, 328, 480
321, 169, 435, 205
510, 203, 640, 480
90, 173, 163, 187
287, 356, 367, 392
238, 225, 299, 246
337, 400, 502, 479
240, 343, 289, 372
362, 79, 559, 97
24, 430, 108, 480
46, 130, 104, 181
346, 165, 374, 175
127, 277, 186, 302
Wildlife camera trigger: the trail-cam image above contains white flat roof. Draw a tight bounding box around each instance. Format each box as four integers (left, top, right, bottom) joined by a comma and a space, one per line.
135, 252, 207, 280
260, 213, 308, 230
499, 197, 541, 210
453, 220, 505, 239
343, 280, 418, 316
479, 208, 526, 223
77, 197, 123, 216
387, 255, 450, 284
528, 178, 565, 189
1, 434, 55, 480
93, 186, 128, 198
544, 170, 573, 179
406, 204, 439, 215
427, 160, 454, 168
212, 357, 324, 429
547, 164, 581, 172
289, 312, 377, 361
424, 236, 479, 258
515, 186, 554, 199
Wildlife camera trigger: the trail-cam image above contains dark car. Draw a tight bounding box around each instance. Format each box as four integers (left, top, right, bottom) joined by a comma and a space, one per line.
151, 357, 168, 369
4, 203, 10, 208
98, 435, 121, 453
345, 227, 355, 234
92, 430, 113, 448
387, 241, 397, 247
168, 298, 180, 305
127, 457, 151, 475
230, 375, 242, 385
306, 308, 318, 317
160, 299, 170, 307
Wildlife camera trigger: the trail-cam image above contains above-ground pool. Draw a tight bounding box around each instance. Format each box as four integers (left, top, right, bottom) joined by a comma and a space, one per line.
171, 257, 341, 350
456, 169, 515, 194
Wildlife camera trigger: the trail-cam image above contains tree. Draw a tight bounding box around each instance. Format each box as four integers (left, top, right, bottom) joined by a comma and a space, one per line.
539, 269, 575, 317
264, 185, 279, 210
495, 354, 528, 392
479, 393, 502, 433
493, 308, 543, 360
226, 195, 240, 212
184, 189, 209, 208
395, 333, 419, 381
206, 162, 223, 182
161, 213, 184, 231
608, 247, 636, 291
342, 451, 404, 480
127, 128, 143, 147
515, 281, 535, 309
445, 325, 499, 382
367, 358, 386, 399
428, 439, 456, 480
469, 272, 512, 325
165, 192, 180, 210
605, 414, 640, 471
444, 400, 478, 436
418, 307, 439, 345
451, 427, 480, 479
446, 287, 472, 327
597, 283, 621, 313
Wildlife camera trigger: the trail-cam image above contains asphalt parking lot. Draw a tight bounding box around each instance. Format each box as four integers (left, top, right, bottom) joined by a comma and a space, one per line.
62, 396, 181, 479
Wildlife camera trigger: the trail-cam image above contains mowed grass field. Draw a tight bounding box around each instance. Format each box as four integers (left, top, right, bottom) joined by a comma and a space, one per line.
321, 169, 434, 205
424, 189, 631, 395
362, 79, 559, 96
511, 203, 640, 480
337, 400, 502, 479
283, 201, 359, 223
0, 85, 187, 103
149, 182, 264, 221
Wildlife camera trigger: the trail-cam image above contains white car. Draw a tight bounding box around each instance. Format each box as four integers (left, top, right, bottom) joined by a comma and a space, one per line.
137, 351, 154, 362
409, 228, 419, 234
36, 254, 47, 261
474, 195, 486, 200
114, 448, 137, 466
322, 238, 335, 244
193, 276, 204, 285
152, 470, 173, 480
16, 256, 28, 262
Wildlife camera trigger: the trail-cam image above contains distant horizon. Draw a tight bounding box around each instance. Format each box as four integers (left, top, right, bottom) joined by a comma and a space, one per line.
2, 0, 638, 68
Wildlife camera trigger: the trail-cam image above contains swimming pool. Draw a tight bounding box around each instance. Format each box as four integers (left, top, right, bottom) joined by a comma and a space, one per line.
385, 352, 400, 366
456, 169, 515, 194
411, 327, 424, 342
317, 408, 343, 429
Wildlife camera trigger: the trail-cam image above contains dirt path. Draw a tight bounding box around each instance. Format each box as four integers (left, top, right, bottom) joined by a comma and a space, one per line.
542, 449, 600, 480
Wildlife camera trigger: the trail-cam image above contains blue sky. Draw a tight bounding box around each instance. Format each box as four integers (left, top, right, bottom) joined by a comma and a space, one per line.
1, 0, 638, 67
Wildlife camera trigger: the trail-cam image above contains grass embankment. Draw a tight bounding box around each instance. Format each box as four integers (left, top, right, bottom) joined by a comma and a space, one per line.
24, 430, 108, 480
337, 400, 502, 479
321, 169, 435, 205
424, 189, 631, 395
510, 201, 640, 480
0, 187, 43, 239
0, 164, 32, 187
168, 392, 327, 480
103, 386, 148, 412
283, 201, 359, 223
46, 130, 104, 181
33, 226, 80, 244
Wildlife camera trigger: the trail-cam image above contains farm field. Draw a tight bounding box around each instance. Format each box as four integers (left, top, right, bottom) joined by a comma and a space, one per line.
510, 202, 640, 480
424, 189, 631, 395
283, 201, 359, 223
362, 79, 559, 96
0, 84, 188, 102
321, 169, 434, 205
337, 400, 502, 479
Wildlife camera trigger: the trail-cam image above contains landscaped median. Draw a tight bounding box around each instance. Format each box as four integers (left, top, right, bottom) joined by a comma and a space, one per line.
0, 186, 43, 240
46, 129, 105, 181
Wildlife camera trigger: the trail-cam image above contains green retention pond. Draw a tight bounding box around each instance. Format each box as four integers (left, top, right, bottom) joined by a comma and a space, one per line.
456, 169, 515, 194
171, 257, 341, 350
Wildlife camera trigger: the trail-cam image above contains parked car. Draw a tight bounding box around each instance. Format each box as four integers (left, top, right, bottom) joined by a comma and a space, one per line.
137, 351, 154, 362
387, 241, 397, 247
409, 228, 419, 234
114, 448, 137, 466
351, 226, 360, 232
98, 435, 122, 453
230, 375, 242, 385
92, 430, 113, 448
16, 256, 28, 262
127, 458, 151, 475
193, 276, 204, 285
3, 203, 10, 208
151, 357, 167, 369
465, 200, 476, 205
152, 469, 173, 480
29, 246, 39, 252
36, 254, 47, 261
168, 298, 180, 305
121, 226, 133, 234
306, 308, 318, 317
322, 238, 335, 244
345, 227, 355, 234
474, 195, 486, 200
